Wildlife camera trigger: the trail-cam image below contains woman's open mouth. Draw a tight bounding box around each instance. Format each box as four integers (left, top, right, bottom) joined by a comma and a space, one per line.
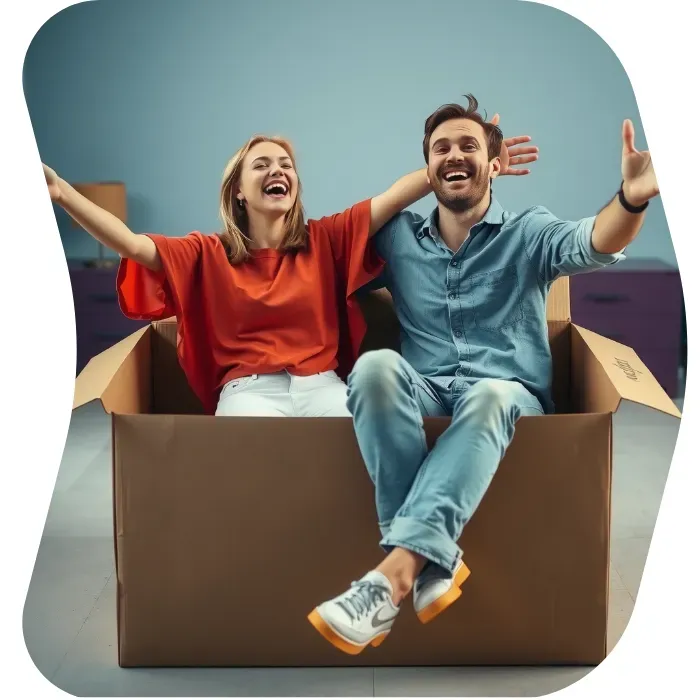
263, 181, 289, 199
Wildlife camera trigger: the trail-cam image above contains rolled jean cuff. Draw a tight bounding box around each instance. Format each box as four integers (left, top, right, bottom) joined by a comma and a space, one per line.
379, 520, 392, 539
380, 516, 463, 574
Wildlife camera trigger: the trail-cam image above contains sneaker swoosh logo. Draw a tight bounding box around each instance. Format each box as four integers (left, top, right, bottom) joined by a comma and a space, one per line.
371, 609, 398, 628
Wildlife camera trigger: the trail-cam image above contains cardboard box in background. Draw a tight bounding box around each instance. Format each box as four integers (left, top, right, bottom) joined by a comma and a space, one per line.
72, 277, 680, 667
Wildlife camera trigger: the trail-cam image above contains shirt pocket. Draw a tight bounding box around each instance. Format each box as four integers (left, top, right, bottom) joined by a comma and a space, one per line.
463, 264, 525, 332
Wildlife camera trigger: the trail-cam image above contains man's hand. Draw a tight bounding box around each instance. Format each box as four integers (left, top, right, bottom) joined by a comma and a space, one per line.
590, 120, 657, 255
490, 114, 539, 176
621, 119, 659, 207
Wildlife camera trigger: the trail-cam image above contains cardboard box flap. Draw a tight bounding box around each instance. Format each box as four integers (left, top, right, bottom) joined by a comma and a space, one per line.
573, 325, 681, 418
547, 277, 570, 322
153, 317, 177, 334
73, 326, 150, 413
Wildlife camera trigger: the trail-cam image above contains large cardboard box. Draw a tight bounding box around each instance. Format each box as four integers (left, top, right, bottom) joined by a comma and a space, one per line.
72, 277, 680, 667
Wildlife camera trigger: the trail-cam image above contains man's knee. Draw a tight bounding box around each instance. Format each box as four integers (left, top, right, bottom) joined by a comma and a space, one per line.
470, 379, 517, 406
350, 349, 404, 383
458, 379, 524, 425
348, 349, 408, 407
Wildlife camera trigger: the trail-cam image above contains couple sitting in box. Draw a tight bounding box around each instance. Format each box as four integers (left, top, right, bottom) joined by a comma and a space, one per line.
44, 93, 658, 656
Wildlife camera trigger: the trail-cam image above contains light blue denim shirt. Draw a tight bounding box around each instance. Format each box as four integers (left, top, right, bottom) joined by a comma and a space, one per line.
370, 196, 625, 413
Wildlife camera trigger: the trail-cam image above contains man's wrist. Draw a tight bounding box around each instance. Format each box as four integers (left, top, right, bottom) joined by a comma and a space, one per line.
619, 181, 649, 212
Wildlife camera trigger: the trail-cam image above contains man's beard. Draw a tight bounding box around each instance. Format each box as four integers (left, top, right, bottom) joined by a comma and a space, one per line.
432, 169, 490, 213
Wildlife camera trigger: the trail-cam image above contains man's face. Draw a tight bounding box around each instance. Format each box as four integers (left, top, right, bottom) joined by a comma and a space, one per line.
427, 118, 499, 213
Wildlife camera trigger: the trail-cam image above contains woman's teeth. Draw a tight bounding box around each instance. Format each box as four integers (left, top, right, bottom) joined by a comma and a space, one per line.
264, 183, 288, 196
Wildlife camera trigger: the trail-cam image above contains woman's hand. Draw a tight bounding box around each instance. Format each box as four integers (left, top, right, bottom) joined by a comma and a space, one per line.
43, 163, 63, 202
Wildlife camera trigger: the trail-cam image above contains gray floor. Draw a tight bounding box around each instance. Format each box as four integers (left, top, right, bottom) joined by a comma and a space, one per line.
23, 396, 683, 697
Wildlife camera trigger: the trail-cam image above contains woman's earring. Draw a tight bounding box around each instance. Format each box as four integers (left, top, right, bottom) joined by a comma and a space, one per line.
237, 198, 246, 209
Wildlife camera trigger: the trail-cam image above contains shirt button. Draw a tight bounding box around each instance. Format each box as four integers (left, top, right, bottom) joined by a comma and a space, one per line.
448, 292, 457, 300
454, 330, 463, 337
451, 260, 459, 267
456, 368, 466, 377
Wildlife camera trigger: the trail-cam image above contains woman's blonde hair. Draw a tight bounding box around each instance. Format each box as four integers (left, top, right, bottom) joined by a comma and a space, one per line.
218, 135, 307, 264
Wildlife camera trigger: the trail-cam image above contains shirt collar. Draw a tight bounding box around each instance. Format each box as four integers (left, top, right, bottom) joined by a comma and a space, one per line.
421, 193, 506, 240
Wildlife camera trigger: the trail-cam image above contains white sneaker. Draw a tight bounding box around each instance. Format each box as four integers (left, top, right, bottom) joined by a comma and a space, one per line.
308, 571, 400, 655
413, 559, 471, 624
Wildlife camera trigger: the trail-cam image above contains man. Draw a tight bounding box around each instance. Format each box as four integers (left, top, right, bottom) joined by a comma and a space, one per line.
307, 94, 659, 656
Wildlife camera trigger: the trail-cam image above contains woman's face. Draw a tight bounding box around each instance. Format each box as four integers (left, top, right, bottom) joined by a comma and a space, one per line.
236, 141, 299, 218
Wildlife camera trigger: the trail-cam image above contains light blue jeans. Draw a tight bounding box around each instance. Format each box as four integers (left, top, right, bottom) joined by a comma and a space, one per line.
346, 350, 544, 575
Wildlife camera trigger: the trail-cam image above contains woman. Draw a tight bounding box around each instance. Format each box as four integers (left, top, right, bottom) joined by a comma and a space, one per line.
44, 123, 536, 417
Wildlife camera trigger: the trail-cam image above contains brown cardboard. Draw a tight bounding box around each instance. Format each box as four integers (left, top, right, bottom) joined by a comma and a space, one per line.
546, 275, 571, 322
112, 413, 611, 667
72, 327, 150, 412
573, 325, 681, 418
72, 276, 680, 667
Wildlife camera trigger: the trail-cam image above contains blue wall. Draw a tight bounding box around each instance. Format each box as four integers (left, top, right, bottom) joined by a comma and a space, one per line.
23, 0, 675, 264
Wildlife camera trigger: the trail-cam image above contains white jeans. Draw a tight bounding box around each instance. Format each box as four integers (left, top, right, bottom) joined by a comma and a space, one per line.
215, 370, 351, 417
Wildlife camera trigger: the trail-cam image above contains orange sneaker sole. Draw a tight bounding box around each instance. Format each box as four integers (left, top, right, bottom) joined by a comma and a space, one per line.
416, 560, 471, 624
307, 609, 389, 655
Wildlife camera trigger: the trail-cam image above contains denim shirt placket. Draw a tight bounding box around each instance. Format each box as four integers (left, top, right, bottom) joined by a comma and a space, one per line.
431, 224, 473, 394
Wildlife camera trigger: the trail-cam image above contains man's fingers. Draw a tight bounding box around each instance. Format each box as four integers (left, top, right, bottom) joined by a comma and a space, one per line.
503, 168, 531, 176
622, 119, 637, 154
507, 146, 539, 157
508, 155, 539, 165
504, 135, 532, 147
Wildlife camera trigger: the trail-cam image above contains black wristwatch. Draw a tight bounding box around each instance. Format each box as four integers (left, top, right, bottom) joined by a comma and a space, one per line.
618, 181, 649, 213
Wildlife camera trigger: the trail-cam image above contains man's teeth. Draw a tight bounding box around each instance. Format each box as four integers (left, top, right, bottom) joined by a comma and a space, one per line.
444, 171, 470, 181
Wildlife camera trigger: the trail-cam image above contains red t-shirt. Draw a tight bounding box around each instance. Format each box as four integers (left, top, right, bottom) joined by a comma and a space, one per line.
116, 199, 383, 414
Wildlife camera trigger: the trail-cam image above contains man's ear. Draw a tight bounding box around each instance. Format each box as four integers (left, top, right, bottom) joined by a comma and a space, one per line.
490, 157, 502, 179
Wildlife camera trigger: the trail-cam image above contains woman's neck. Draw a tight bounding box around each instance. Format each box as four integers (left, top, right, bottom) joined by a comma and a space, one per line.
247, 211, 286, 249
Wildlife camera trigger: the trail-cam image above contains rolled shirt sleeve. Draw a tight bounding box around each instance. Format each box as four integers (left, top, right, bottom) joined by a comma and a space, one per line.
523, 206, 626, 284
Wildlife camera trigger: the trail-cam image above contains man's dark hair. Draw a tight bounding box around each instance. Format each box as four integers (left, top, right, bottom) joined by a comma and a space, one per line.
422, 94, 503, 163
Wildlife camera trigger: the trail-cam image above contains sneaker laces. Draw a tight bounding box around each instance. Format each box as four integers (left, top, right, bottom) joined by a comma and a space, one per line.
335, 580, 389, 622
